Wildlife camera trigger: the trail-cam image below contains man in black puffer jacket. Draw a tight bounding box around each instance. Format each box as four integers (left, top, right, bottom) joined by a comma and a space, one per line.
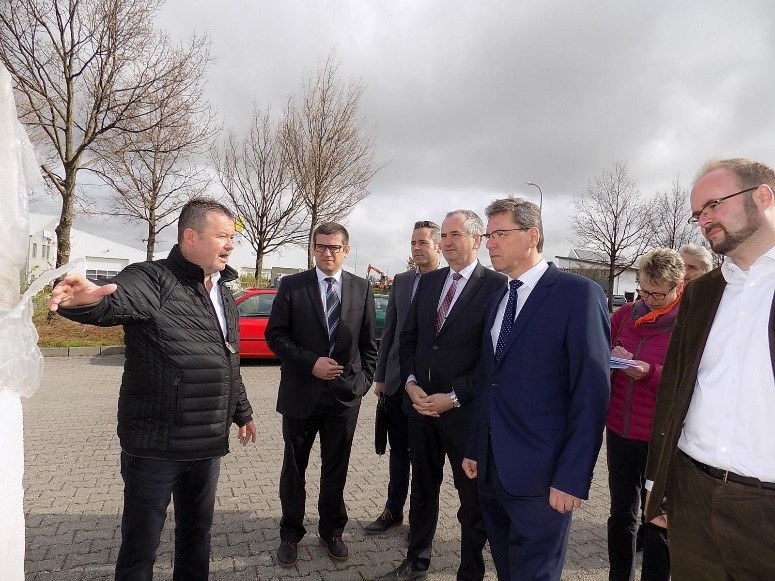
49, 198, 257, 581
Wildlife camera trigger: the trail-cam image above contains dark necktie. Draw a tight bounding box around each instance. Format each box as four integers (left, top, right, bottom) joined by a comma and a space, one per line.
435, 272, 463, 335
494, 279, 523, 361
324, 277, 341, 355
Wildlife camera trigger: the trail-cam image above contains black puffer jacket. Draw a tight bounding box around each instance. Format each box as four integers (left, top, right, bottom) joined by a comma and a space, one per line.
59, 245, 253, 460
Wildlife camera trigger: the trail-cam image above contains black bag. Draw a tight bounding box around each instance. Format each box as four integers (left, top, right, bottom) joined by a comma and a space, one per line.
375, 393, 388, 455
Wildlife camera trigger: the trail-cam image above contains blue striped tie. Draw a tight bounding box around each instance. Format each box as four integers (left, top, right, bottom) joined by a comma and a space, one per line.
495, 279, 523, 361
324, 277, 341, 355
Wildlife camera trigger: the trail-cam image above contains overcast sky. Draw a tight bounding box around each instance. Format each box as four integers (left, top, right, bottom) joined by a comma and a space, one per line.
33, 0, 775, 276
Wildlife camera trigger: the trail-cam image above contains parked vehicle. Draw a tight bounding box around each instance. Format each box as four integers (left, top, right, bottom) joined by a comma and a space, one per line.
235, 288, 277, 359
612, 295, 627, 307
235, 289, 389, 356
375, 294, 388, 342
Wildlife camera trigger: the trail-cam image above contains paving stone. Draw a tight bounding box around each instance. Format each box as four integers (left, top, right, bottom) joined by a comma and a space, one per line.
23, 357, 625, 580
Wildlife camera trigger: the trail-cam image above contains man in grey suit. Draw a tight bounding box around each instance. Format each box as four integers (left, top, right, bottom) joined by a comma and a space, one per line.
365, 220, 442, 534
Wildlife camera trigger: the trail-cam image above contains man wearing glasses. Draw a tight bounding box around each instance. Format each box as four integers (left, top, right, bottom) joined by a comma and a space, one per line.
646, 158, 775, 579
266, 222, 378, 568
461, 197, 610, 580
366, 220, 441, 535
376, 210, 505, 580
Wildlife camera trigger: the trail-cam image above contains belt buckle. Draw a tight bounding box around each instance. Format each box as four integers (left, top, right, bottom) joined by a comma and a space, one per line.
722, 470, 729, 483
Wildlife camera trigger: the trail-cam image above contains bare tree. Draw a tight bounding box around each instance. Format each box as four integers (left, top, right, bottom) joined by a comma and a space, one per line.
91, 35, 218, 261
214, 107, 308, 278
282, 53, 380, 267
0, 0, 203, 268
650, 177, 698, 250
571, 162, 655, 311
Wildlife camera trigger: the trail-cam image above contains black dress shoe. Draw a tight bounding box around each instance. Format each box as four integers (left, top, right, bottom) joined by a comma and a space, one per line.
374, 559, 428, 580
319, 535, 348, 561
276, 540, 298, 568
365, 509, 403, 534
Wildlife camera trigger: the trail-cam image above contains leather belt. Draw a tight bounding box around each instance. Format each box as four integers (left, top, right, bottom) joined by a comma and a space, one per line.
683, 451, 775, 492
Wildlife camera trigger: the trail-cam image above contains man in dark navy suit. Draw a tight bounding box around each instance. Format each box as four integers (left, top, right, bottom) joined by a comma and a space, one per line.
463, 197, 610, 581
376, 210, 505, 581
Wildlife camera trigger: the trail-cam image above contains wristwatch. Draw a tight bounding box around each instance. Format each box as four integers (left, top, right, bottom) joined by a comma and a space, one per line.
449, 391, 461, 408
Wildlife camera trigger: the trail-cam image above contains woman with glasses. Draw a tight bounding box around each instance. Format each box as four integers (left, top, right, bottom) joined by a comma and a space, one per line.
606, 248, 684, 581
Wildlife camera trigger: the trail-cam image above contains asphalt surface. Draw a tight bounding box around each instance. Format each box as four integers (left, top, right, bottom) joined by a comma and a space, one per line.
22, 356, 633, 580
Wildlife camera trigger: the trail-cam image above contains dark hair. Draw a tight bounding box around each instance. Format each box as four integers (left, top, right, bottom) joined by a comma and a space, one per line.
313, 222, 349, 245
485, 197, 544, 252
177, 198, 235, 242
413, 220, 441, 243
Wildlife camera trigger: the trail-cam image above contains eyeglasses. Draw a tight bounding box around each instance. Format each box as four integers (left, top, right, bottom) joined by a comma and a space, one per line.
688, 186, 758, 224
313, 244, 344, 254
636, 284, 677, 301
414, 220, 440, 230
481, 227, 530, 241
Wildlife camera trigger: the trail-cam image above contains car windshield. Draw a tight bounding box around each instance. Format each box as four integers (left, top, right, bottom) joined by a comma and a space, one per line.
237, 294, 275, 317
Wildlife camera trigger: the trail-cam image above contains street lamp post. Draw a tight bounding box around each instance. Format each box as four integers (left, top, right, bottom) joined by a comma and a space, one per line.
526, 181, 543, 212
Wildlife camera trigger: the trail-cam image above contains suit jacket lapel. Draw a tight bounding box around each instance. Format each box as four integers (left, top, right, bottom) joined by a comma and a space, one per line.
686, 271, 726, 381
305, 269, 328, 331
340, 271, 353, 322
440, 262, 484, 334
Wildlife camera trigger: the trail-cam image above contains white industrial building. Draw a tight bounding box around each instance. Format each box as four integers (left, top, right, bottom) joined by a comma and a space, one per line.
27, 214, 147, 284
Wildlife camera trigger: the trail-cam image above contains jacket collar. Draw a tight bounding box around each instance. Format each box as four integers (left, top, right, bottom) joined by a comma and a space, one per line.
167, 244, 238, 285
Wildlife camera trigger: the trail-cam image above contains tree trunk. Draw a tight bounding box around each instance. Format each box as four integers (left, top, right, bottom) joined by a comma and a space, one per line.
607, 267, 616, 313
146, 220, 156, 262
254, 253, 264, 283
54, 183, 75, 269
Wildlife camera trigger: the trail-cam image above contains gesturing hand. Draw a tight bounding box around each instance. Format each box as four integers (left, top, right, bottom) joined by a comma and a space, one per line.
49, 274, 117, 311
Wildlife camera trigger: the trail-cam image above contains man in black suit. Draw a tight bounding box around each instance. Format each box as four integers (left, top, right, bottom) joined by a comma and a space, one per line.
376, 210, 506, 581
366, 220, 442, 534
266, 222, 378, 568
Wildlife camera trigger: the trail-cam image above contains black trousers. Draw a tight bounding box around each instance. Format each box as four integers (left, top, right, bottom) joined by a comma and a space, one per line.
407, 415, 487, 581
115, 452, 221, 581
384, 388, 410, 515
667, 450, 775, 580
606, 429, 670, 581
279, 390, 361, 542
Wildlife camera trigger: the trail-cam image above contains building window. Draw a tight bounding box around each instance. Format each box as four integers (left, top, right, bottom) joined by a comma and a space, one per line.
86, 269, 119, 280
32, 243, 37, 258
42, 245, 49, 260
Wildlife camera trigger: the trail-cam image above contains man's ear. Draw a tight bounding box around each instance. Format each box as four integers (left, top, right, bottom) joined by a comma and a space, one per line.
755, 184, 774, 210
181, 227, 196, 247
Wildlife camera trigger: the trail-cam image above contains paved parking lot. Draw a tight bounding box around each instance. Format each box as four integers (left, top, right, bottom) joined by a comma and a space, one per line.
23, 356, 623, 580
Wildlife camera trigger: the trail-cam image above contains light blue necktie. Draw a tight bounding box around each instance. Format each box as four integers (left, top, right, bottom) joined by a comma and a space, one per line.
494, 279, 523, 361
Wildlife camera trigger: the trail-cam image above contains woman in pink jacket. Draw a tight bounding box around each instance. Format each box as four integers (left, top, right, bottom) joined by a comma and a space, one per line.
607, 248, 685, 581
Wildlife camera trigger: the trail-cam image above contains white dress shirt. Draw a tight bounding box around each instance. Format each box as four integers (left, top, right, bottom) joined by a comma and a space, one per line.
316, 268, 343, 322
436, 260, 479, 315
208, 272, 227, 338
490, 259, 549, 351
677, 246, 775, 481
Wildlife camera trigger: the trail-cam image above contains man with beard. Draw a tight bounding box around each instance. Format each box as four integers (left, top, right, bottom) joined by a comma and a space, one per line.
645, 158, 775, 579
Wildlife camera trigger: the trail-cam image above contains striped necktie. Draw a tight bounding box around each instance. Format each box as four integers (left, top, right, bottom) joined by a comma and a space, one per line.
324, 277, 341, 355
495, 279, 523, 361
435, 272, 463, 335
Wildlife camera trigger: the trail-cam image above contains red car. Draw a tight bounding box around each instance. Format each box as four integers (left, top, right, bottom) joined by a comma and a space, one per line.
234, 288, 278, 359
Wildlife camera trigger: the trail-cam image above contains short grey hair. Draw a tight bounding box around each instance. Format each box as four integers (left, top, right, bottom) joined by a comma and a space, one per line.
679, 243, 714, 274
484, 197, 544, 252
445, 209, 484, 236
